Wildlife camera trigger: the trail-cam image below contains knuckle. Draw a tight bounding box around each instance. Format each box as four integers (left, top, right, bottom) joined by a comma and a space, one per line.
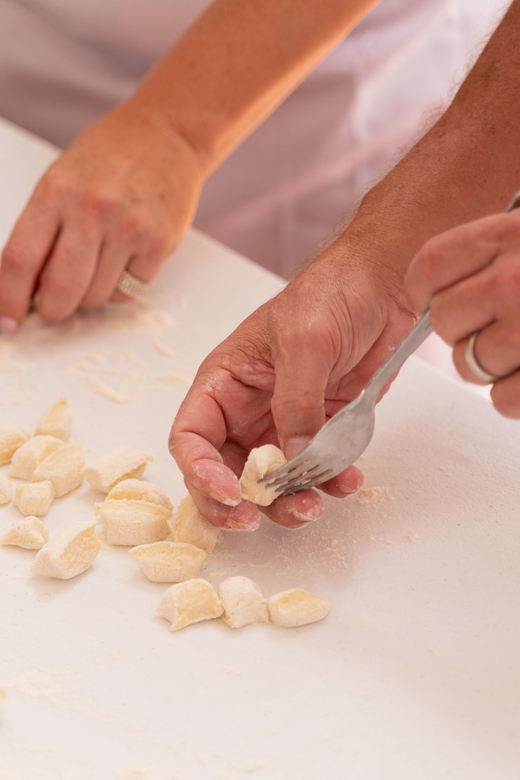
489, 265, 520, 303
120, 211, 149, 242
148, 229, 171, 258
82, 187, 120, 219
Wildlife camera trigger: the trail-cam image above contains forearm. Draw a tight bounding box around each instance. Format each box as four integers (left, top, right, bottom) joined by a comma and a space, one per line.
339, 0, 520, 292
131, 0, 377, 173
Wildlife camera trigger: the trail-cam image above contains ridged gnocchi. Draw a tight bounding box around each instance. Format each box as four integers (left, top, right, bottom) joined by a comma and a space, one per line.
14, 480, 55, 517
240, 444, 287, 506
1, 516, 49, 550
31, 521, 101, 579
218, 576, 269, 628
9, 435, 64, 480
129, 541, 206, 583
157, 579, 223, 631
268, 589, 330, 628
32, 443, 85, 497
84, 446, 152, 493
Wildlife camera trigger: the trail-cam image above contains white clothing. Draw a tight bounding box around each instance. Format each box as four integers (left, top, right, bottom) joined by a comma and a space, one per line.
0, 0, 508, 278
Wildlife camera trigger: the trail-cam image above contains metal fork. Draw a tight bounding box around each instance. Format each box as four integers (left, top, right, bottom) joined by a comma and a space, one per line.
259, 190, 520, 497
258, 311, 432, 496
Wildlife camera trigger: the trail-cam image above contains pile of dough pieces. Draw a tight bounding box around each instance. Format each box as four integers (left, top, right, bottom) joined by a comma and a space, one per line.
0, 402, 329, 630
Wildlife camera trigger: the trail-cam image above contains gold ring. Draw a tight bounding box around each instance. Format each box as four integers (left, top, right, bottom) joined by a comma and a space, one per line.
116, 269, 148, 299
464, 331, 500, 384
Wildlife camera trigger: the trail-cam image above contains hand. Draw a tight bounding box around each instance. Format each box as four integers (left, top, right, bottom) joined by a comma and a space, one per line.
405, 211, 520, 418
0, 98, 204, 330
169, 239, 416, 529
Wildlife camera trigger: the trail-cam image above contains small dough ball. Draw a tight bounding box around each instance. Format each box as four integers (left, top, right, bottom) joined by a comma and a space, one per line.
0, 423, 30, 465
173, 494, 221, 553
96, 499, 170, 546
129, 541, 206, 582
107, 479, 173, 513
84, 446, 152, 493
157, 579, 223, 631
0, 473, 13, 505
9, 435, 64, 480
268, 589, 330, 628
31, 521, 100, 579
1, 516, 49, 550
35, 397, 72, 441
240, 445, 287, 506
32, 444, 84, 497
218, 576, 269, 628
14, 480, 55, 517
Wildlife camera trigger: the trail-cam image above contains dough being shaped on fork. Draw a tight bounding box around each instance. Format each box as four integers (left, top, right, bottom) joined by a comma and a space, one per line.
240, 445, 287, 506
31, 521, 100, 579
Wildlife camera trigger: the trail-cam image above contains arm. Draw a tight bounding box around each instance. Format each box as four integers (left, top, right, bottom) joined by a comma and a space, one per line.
170, 0, 520, 526
0, 0, 377, 329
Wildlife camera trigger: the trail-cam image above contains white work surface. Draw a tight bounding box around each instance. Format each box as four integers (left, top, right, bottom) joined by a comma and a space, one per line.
0, 118, 519, 780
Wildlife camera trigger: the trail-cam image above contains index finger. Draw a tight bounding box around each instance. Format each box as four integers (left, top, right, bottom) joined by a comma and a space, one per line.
168, 368, 242, 508
405, 213, 517, 314
0, 198, 60, 327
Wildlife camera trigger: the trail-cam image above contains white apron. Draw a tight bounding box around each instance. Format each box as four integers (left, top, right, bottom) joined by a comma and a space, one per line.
0, 0, 509, 277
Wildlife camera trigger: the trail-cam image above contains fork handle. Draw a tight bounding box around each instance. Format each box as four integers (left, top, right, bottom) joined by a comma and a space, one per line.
363, 310, 432, 402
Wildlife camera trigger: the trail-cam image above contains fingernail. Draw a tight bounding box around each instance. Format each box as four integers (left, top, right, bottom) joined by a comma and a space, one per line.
208, 487, 241, 507
287, 504, 324, 524
285, 436, 312, 460
224, 516, 261, 532
0, 317, 19, 335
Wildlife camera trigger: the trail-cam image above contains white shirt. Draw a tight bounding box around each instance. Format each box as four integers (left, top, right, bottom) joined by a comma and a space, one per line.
0, 0, 509, 276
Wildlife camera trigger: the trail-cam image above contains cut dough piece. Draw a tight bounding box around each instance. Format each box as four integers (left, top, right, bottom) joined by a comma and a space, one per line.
268, 589, 330, 628
129, 541, 206, 582
107, 478, 173, 513
1, 516, 49, 550
31, 521, 100, 579
157, 579, 223, 631
0, 423, 30, 465
14, 480, 55, 517
84, 446, 152, 493
240, 445, 287, 506
35, 397, 72, 441
32, 444, 84, 497
0, 473, 13, 505
9, 435, 64, 480
95, 499, 170, 546
172, 494, 221, 553
218, 576, 269, 628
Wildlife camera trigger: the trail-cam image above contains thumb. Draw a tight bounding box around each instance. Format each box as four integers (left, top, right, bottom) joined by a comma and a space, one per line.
271, 342, 330, 459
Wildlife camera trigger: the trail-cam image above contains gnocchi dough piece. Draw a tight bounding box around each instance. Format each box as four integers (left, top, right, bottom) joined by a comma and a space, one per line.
9, 435, 64, 480
95, 499, 170, 546
129, 541, 206, 582
35, 397, 72, 441
173, 494, 221, 553
0, 473, 13, 505
84, 446, 152, 493
32, 444, 85, 497
157, 579, 223, 631
107, 478, 173, 513
1, 516, 49, 550
268, 589, 330, 628
0, 423, 30, 465
14, 480, 55, 517
218, 576, 269, 628
31, 521, 100, 579
240, 445, 287, 506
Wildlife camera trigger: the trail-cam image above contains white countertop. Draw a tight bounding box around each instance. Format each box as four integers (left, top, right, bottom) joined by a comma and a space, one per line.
0, 117, 519, 780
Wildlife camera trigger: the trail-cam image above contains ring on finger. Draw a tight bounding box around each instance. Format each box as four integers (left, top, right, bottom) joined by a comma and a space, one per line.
116, 269, 148, 299
464, 331, 500, 384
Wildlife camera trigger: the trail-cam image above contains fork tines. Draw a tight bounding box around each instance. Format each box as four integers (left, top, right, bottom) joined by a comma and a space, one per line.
260, 461, 333, 497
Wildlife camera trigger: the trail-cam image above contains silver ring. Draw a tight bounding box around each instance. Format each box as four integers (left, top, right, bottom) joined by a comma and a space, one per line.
116, 269, 148, 299
464, 331, 499, 384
